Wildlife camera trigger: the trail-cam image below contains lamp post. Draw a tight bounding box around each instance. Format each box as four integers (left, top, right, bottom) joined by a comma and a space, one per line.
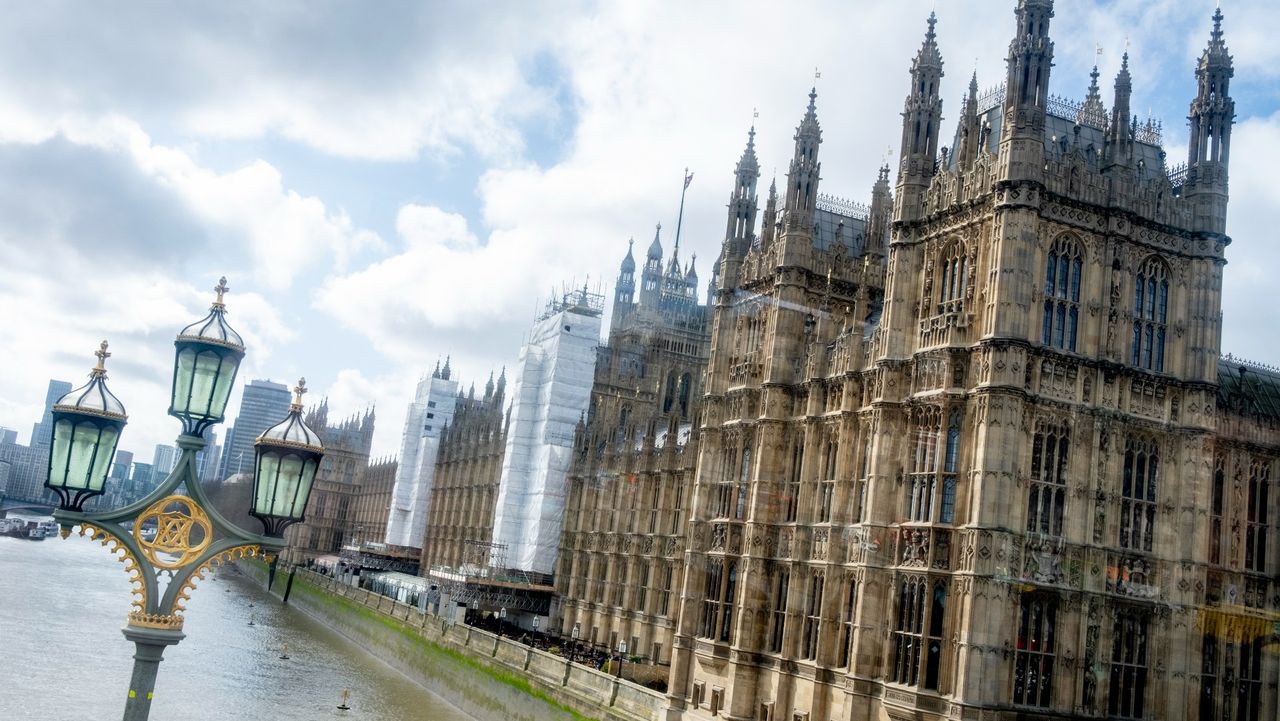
45, 278, 325, 721
616, 640, 627, 680
498, 607, 507, 638
570, 622, 580, 664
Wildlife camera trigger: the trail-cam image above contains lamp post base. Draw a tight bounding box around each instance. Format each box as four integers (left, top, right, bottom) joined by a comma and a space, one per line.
120, 625, 185, 721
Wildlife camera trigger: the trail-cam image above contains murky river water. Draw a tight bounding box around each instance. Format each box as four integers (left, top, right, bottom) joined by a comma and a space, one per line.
0, 521, 475, 721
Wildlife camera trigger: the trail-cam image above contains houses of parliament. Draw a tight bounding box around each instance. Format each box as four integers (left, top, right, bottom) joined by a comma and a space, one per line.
559, 2, 1277, 721
277, 2, 1275, 720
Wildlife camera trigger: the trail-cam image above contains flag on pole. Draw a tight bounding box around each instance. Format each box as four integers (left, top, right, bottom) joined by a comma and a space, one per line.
684, 171, 694, 189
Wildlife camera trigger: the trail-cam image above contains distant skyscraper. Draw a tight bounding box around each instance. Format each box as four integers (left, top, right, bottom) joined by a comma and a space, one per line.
385, 358, 458, 548
199, 430, 221, 482
217, 379, 291, 480
110, 450, 134, 482
152, 444, 178, 476
0, 427, 17, 446
491, 286, 601, 575
31, 379, 72, 449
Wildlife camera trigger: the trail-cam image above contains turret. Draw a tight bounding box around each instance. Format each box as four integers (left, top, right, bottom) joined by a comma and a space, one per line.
866, 165, 892, 261
1185, 8, 1234, 235
640, 224, 663, 307
1104, 53, 1134, 169
998, 0, 1054, 180
612, 239, 636, 330
758, 178, 779, 253
896, 12, 944, 221
781, 89, 822, 235
952, 71, 981, 170
1078, 64, 1105, 128
718, 126, 761, 289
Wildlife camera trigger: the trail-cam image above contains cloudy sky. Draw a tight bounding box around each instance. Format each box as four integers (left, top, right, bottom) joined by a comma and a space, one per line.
1, 0, 1277, 462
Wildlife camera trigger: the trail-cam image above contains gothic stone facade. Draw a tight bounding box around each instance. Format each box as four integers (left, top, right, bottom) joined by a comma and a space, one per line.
663, 4, 1276, 721
420, 374, 507, 573
557, 227, 711, 664
285, 401, 375, 561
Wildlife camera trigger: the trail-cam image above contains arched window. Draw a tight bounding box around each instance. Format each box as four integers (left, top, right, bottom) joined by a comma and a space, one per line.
891, 577, 947, 689
1132, 258, 1169, 371
908, 407, 959, 523
617, 405, 631, 449
662, 372, 677, 413
1120, 437, 1158, 552
936, 243, 968, 314
1013, 594, 1058, 707
678, 372, 692, 416
801, 571, 825, 660
1027, 422, 1069, 536
1043, 238, 1082, 352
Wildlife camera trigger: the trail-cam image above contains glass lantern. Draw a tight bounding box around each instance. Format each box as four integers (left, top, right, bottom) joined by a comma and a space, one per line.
169, 277, 245, 437
46, 341, 128, 512
250, 379, 324, 537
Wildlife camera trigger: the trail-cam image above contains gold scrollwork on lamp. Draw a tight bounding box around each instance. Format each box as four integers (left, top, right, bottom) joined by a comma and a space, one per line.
132, 495, 214, 569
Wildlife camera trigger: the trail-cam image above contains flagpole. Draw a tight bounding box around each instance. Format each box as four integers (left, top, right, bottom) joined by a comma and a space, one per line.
674, 168, 692, 251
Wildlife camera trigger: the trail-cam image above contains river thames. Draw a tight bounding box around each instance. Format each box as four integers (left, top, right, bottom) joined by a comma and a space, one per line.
0, 522, 475, 721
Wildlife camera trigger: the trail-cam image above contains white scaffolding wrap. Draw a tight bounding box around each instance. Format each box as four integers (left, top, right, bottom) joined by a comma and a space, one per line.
492, 297, 601, 575
384, 373, 457, 548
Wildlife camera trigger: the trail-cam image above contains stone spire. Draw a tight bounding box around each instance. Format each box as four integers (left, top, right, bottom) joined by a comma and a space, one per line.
613, 238, 636, 319
759, 177, 779, 253
441, 355, 452, 381
954, 70, 982, 169
724, 125, 761, 252
1078, 63, 1106, 127
1186, 7, 1235, 235
999, 0, 1055, 179
640, 224, 663, 307
718, 125, 761, 291
1106, 52, 1134, 167
867, 165, 892, 261
782, 88, 822, 234
897, 11, 944, 221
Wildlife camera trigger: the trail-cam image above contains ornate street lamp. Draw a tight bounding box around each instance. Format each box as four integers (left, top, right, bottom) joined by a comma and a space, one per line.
46, 278, 324, 721
250, 379, 323, 537
45, 341, 128, 512
168, 277, 244, 436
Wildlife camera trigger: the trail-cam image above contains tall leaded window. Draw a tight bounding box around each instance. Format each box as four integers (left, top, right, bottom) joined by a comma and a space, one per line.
736, 438, 752, 520
1120, 438, 1158, 552
1132, 258, 1169, 372
715, 443, 736, 518
720, 563, 737, 643
698, 560, 724, 639
1201, 633, 1264, 721
907, 408, 960, 524
658, 563, 673, 616
1042, 239, 1082, 351
1027, 423, 1069, 536
768, 569, 790, 653
838, 577, 858, 668
1199, 634, 1218, 721
636, 562, 649, 613
855, 433, 872, 523
800, 572, 824, 660
1108, 610, 1149, 719
936, 243, 968, 315
891, 577, 946, 689
1013, 595, 1057, 707
1246, 459, 1270, 573
1237, 638, 1264, 721
908, 410, 940, 522
785, 437, 803, 523
1210, 456, 1225, 565
613, 563, 628, 605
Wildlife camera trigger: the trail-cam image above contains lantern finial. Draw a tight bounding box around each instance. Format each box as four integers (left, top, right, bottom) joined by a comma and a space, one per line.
292, 378, 307, 410
93, 340, 111, 377
213, 276, 229, 308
